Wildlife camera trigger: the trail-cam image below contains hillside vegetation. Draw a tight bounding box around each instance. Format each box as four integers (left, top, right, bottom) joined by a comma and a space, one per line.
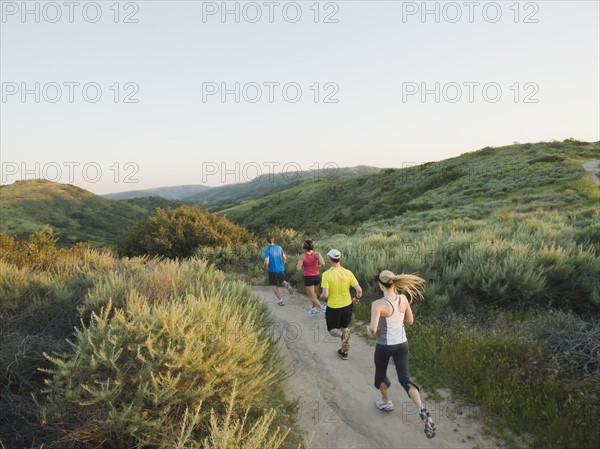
0, 231, 296, 448
220, 141, 599, 238
276, 141, 600, 315
188, 165, 380, 210
0, 180, 184, 246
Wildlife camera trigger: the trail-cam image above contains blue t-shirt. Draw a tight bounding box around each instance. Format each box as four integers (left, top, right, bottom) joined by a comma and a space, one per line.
264, 244, 285, 273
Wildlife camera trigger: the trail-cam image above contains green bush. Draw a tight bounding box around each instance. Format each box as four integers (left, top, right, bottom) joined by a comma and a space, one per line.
42, 287, 279, 448
196, 242, 262, 276
443, 239, 546, 309
82, 258, 263, 314
315, 207, 600, 316
529, 154, 566, 163
118, 205, 254, 259
0, 227, 89, 271
266, 227, 303, 249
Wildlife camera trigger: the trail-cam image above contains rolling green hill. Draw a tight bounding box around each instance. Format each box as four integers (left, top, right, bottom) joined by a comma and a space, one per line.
0, 180, 182, 246
187, 165, 381, 209
219, 140, 600, 237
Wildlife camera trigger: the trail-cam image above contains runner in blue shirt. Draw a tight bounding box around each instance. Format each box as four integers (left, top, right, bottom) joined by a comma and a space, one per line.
263, 235, 293, 305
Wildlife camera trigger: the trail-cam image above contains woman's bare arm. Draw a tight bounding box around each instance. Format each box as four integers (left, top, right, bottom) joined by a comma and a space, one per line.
296, 253, 304, 271
402, 295, 414, 325
369, 301, 382, 336
317, 252, 325, 269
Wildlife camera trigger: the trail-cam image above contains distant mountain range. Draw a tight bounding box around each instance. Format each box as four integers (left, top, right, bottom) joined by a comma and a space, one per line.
103, 185, 211, 200
102, 166, 381, 209
186, 165, 381, 210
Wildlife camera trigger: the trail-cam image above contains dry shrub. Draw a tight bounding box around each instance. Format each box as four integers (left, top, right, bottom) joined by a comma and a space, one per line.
41, 287, 280, 448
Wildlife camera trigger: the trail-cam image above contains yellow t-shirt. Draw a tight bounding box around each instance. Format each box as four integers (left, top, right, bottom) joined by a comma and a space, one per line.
321, 267, 358, 309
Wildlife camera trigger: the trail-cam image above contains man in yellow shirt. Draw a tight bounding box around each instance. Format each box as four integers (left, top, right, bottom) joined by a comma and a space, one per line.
320, 249, 363, 360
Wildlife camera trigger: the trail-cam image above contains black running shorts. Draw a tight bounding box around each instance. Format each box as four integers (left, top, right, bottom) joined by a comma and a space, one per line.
325, 304, 353, 331
304, 274, 321, 287
268, 271, 285, 286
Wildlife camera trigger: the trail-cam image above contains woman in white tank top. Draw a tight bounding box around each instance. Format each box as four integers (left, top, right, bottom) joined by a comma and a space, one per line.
368, 270, 434, 431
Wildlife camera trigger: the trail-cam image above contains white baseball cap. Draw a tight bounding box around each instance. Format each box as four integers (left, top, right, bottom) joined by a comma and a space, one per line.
327, 249, 341, 259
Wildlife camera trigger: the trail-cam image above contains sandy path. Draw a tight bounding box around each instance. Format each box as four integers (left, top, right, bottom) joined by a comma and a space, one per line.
582, 160, 600, 185
252, 286, 504, 449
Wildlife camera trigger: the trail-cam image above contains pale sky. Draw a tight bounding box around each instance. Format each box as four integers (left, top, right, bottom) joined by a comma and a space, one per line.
1, 0, 599, 194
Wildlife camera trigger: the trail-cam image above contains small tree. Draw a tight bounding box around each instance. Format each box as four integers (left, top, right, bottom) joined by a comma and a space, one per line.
119, 206, 253, 259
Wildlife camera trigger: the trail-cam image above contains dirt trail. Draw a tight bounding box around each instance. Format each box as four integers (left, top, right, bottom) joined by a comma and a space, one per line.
582, 160, 600, 185
252, 286, 504, 449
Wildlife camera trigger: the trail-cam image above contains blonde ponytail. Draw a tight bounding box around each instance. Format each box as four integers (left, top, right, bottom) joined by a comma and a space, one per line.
391, 274, 425, 303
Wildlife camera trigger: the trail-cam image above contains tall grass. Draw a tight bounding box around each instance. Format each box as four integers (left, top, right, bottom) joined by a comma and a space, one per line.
408, 313, 600, 449
310, 209, 599, 316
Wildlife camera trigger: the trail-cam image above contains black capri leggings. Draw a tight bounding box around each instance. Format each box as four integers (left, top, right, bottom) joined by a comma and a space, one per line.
374, 342, 419, 394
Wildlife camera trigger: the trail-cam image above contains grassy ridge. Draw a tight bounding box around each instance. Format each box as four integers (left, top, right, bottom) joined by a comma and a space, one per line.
219, 141, 599, 236
0, 180, 184, 246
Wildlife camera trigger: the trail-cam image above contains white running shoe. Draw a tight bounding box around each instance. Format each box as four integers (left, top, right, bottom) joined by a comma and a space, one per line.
375, 399, 394, 411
